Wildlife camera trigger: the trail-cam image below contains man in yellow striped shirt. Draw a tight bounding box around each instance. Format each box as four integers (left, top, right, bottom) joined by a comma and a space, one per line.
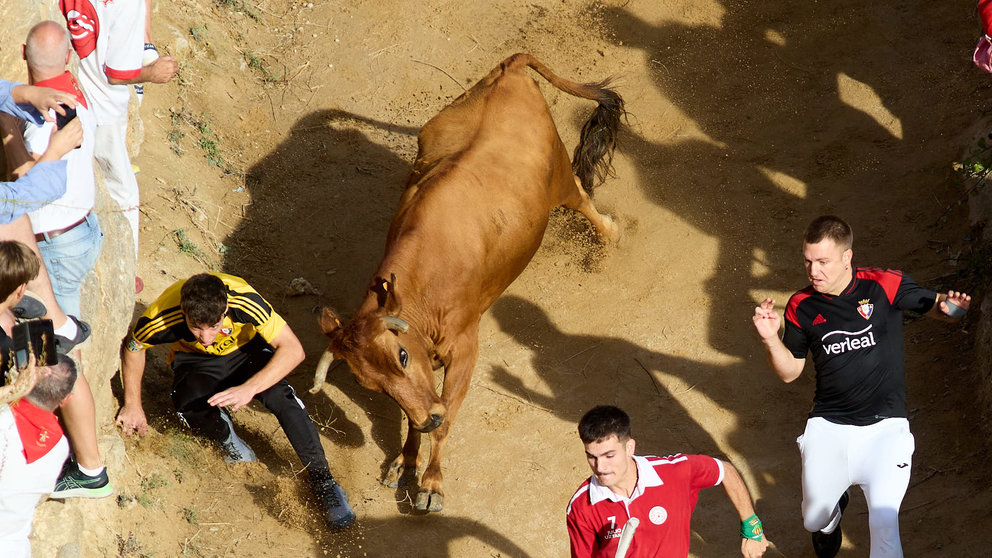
116, 272, 355, 528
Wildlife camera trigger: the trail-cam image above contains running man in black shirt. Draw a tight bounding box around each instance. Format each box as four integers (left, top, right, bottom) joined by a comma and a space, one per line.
751, 215, 971, 558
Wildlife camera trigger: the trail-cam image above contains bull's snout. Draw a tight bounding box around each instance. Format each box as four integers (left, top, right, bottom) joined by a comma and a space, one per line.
415, 414, 444, 433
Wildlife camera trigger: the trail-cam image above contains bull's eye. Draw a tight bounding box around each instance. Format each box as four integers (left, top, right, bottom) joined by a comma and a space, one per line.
399, 347, 409, 368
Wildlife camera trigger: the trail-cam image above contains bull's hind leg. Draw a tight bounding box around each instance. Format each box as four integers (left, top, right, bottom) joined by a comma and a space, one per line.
563, 176, 621, 243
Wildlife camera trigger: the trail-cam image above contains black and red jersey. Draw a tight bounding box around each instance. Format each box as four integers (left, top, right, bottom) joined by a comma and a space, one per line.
783, 268, 936, 426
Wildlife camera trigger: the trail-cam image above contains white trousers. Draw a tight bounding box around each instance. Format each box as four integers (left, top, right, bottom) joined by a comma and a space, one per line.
798, 417, 914, 558
94, 117, 139, 257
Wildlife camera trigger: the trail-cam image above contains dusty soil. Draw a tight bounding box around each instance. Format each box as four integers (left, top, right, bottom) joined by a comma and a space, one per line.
82, 0, 992, 556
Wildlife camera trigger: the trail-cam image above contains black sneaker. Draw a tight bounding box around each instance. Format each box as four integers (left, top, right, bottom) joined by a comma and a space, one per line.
314, 478, 356, 529
811, 491, 849, 558
55, 316, 91, 355
13, 295, 46, 320
51, 458, 113, 499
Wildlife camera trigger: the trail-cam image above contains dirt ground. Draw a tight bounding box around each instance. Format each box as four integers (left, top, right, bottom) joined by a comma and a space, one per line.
93, 0, 991, 556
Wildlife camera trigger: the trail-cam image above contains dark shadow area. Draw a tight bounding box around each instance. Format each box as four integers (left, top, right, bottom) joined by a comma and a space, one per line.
492, 295, 722, 455
596, 3, 987, 554
600, 1, 982, 357
223, 108, 421, 481
489, 295, 804, 547
313, 514, 532, 558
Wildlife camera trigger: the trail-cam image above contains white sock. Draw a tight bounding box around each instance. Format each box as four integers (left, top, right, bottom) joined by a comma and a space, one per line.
55, 318, 78, 339
78, 464, 105, 478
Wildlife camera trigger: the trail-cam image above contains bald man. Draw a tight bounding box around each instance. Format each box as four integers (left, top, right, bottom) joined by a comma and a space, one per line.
0, 21, 111, 500
3, 21, 102, 320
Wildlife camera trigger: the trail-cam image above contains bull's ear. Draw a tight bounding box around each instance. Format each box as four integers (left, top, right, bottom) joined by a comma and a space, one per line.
370, 273, 403, 316
318, 307, 343, 336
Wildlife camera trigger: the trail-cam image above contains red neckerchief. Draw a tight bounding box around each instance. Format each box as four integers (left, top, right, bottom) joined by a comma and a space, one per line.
10, 399, 64, 464
33, 71, 89, 109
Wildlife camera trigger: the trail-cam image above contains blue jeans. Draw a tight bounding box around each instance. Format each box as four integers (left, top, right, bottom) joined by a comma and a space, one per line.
37, 212, 102, 318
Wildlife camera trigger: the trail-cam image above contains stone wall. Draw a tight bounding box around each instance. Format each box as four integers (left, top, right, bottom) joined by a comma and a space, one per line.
961, 118, 992, 416
969, 137, 992, 414
2, 1, 134, 556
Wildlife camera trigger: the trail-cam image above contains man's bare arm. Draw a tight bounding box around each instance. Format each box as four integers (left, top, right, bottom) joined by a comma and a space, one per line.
719, 460, 769, 558
753, 298, 806, 382
116, 342, 149, 436
107, 56, 178, 85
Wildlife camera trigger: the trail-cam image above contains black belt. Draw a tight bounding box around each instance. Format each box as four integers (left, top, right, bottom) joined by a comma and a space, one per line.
35, 212, 90, 242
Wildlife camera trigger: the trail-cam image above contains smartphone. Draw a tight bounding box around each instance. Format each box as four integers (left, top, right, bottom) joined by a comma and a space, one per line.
12, 319, 58, 370
55, 105, 77, 130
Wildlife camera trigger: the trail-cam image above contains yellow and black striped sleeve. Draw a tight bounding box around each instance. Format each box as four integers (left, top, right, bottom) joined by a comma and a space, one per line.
225, 284, 287, 344
129, 279, 188, 350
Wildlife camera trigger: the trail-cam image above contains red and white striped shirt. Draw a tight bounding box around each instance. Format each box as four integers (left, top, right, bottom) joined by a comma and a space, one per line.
59, 0, 145, 124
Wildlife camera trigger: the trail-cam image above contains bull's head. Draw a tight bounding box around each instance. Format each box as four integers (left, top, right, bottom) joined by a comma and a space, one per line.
311, 274, 446, 433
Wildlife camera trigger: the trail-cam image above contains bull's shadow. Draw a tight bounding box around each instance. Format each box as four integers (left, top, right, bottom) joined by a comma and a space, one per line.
239, 478, 532, 557
487, 295, 805, 554
317, 514, 531, 558
223, 109, 420, 468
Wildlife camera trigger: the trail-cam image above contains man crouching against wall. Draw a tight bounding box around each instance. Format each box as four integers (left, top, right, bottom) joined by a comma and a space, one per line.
115, 272, 356, 528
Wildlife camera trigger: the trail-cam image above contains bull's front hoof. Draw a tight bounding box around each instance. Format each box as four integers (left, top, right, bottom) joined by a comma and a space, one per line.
414, 490, 444, 512
382, 463, 418, 488
599, 214, 622, 244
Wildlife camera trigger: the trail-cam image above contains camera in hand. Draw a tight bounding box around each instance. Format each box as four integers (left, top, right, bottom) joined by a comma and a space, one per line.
13, 319, 58, 370
55, 105, 77, 130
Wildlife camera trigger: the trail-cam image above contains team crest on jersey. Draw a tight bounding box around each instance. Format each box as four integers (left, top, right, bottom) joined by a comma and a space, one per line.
857, 299, 873, 320
649, 506, 668, 525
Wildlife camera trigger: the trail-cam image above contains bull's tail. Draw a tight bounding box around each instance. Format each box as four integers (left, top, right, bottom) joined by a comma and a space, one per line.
504, 53, 626, 193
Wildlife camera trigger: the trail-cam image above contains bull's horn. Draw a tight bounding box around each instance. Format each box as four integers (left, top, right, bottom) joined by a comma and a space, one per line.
309, 350, 335, 394
381, 316, 410, 334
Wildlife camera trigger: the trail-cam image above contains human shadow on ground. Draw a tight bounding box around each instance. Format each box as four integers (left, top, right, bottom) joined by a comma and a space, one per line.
223, 109, 420, 476
601, 2, 979, 359
597, 4, 983, 554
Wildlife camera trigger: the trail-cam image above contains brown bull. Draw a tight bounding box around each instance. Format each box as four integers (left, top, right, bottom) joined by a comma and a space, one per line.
311, 53, 625, 512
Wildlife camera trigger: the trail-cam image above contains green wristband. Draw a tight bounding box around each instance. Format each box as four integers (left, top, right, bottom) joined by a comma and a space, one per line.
740, 514, 763, 540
